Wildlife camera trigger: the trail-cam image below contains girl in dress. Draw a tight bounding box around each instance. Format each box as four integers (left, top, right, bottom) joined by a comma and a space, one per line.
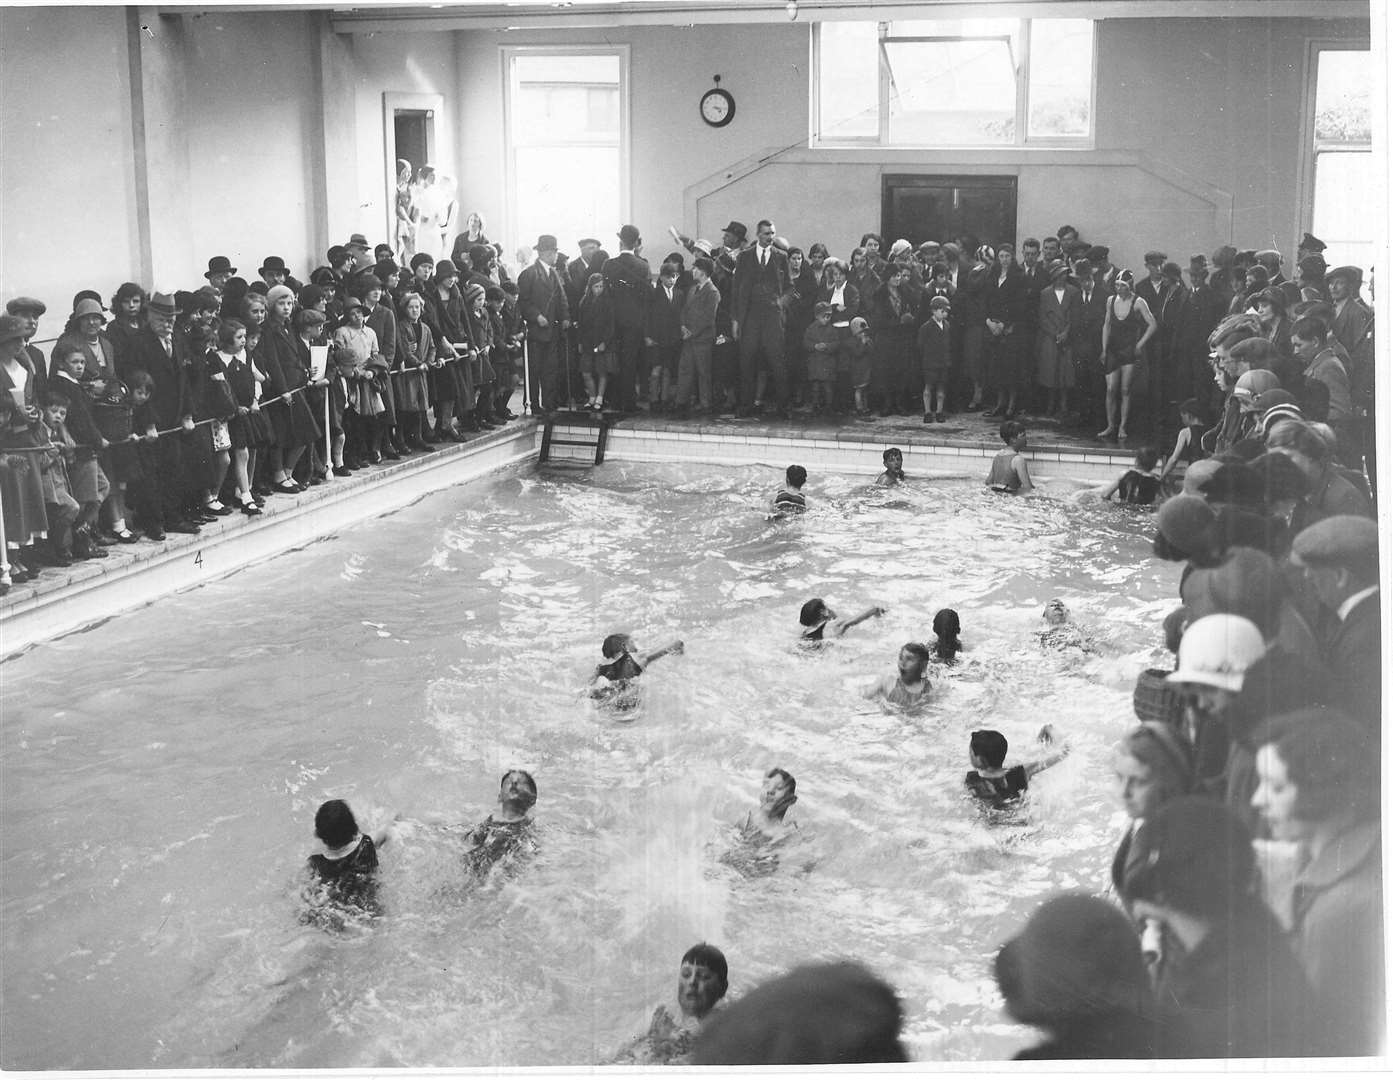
331, 298, 386, 465
578, 273, 616, 411
393, 292, 435, 451
218, 319, 269, 514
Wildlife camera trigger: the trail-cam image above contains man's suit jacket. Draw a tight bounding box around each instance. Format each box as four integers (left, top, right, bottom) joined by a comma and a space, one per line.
732, 244, 790, 330
1038, 282, 1081, 342
116, 328, 189, 428
1326, 590, 1382, 729
516, 260, 570, 343
602, 250, 652, 331
646, 281, 686, 347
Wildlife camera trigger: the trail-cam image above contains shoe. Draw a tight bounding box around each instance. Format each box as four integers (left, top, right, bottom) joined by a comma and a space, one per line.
202, 501, 233, 516
924, 412, 934, 423
273, 480, 302, 494
497, 409, 517, 421
477, 417, 498, 429
308, 474, 326, 486
333, 465, 354, 477
936, 412, 946, 423
144, 529, 166, 542
114, 529, 137, 544
239, 500, 263, 516
252, 484, 273, 498
167, 520, 201, 535
381, 446, 402, 460
84, 534, 110, 559
47, 547, 75, 567
443, 427, 465, 442
92, 530, 119, 547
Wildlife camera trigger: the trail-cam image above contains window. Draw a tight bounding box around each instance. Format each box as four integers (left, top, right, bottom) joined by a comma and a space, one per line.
1309, 47, 1372, 272
813, 18, 1094, 147
505, 49, 628, 262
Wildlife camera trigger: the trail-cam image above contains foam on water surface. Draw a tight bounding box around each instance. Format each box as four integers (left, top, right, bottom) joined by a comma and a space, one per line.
1, 460, 1174, 1068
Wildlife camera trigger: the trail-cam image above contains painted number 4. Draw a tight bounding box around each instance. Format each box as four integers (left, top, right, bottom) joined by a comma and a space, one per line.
193, 550, 203, 568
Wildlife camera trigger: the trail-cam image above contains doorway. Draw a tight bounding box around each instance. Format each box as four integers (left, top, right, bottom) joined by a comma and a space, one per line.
881, 174, 1017, 253
382, 92, 444, 259
394, 110, 433, 178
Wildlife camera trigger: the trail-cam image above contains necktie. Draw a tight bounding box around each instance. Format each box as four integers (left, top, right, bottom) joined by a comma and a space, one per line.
760, 247, 767, 267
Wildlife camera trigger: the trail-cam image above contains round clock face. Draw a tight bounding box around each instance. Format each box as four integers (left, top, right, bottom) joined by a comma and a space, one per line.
700, 88, 734, 127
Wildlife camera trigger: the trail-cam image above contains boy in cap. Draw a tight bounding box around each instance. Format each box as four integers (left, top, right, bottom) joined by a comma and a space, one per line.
918, 293, 952, 421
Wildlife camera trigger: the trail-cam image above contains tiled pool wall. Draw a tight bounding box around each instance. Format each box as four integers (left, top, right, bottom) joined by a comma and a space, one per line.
543, 420, 1135, 484
2, 418, 1135, 656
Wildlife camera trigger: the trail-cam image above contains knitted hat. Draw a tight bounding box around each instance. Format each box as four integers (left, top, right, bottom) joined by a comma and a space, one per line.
1133, 668, 1185, 727
995, 893, 1150, 1026
691, 962, 906, 1065
265, 284, 296, 306
463, 282, 486, 303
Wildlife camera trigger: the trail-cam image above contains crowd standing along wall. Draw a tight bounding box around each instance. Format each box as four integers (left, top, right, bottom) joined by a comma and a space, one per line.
0, 8, 1370, 300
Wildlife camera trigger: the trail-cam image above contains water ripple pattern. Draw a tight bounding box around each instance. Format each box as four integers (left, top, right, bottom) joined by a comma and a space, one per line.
0, 461, 1177, 1068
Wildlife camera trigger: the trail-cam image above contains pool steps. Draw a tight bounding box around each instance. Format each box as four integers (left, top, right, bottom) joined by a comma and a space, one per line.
1, 415, 1134, 657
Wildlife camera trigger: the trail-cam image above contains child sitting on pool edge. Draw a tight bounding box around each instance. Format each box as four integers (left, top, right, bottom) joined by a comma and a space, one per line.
876, 447, 905, 487
864, 641, 932, 709
986, 421, 1033, 494
590, 632, 684, 698
771, 464, 808, 513
799, 597, 887, 643
965, 726, 1070, 808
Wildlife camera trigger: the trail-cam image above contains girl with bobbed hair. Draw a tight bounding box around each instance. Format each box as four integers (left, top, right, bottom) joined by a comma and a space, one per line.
1251, 709, 1383, 1055
1110, 722, 1195, 896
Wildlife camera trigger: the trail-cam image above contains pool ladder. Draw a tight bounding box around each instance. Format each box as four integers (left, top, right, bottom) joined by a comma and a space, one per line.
538, 411, 612, 466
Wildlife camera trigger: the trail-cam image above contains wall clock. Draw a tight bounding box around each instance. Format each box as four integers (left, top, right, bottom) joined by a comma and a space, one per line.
700, 79, 735, 128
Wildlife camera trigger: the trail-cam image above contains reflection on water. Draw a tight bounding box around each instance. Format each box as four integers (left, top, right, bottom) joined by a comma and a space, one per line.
1, 461, 1176, 1068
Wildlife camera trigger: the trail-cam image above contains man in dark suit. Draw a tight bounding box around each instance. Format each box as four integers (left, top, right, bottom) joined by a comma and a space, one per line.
732, 219, 792, 418
1018, 237, 1050, 409
602, 224, 651, 412
1069, 258, 1110, 431
516, 234, 571, 412
1290, 515, 1381, 738
115, 291, 199, 536
644, 260, 686, 413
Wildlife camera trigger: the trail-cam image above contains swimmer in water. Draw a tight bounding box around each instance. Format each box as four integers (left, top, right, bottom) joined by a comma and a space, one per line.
799, 597, 887, 643
986, 420, 1034, 494
965, 725, 1070, 808
613, 943, 730, 1065
589, 632, 684, 704
1037, 598, 1097, 653
875, 447, 905, 487
722, 769, 802, 878
931, 608, 963, 661
864, 642, 932, 710
462, 769, 538, 879
771, 464, 808, 514
303, 799, 393, 926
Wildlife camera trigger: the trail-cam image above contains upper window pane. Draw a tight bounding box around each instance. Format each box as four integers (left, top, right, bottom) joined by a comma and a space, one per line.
816, 21, 878, 138
884, 39, 1016, 144
1027, 19, 1093, 138
1314, 49, 1371, 143
512, 54, 620, 144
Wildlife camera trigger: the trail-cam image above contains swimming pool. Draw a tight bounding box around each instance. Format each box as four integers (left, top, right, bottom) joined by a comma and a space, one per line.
0, 461, 1178, 1068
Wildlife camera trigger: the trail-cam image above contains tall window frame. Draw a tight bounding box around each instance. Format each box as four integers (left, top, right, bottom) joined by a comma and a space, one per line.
1297, 39, 1373, 272
501, 45, 631, 262
811, 18, 1096, 149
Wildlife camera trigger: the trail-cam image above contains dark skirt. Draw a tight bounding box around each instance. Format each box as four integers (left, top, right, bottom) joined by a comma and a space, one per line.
264, 393, 322, 448
229, 408, 274, 451
103, 441, 141, 484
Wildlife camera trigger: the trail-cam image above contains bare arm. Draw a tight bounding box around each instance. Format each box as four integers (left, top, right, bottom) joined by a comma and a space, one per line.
1096, 473, 1123, 502
1013, 454, 1035, 493
640, 640, 684, 666
1023, 725, 1069, 778
1134, 298, 1158, 353
836, 605, 888, 634
1159, 428, 1189, 479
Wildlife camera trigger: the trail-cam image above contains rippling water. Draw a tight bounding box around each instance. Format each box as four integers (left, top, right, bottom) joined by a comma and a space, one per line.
1, 461, 1178, 1069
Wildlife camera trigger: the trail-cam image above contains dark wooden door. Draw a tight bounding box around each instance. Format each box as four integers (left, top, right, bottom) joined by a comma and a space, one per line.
881, 175, 1017, 254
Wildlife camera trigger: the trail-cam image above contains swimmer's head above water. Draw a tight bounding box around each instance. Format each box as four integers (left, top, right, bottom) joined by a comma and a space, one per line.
602, 633, 635, 659
882, 447, 903, 471
760, 768, 798, 821
679, 942, 729, 1020
498, 769, 538, 814
314, 799, 360, 849
932, 608, 962, 659
1042, 599, 1071, 627
898, 642, 930, 680
969, 729, 1009, 771
799, 598, 834, 627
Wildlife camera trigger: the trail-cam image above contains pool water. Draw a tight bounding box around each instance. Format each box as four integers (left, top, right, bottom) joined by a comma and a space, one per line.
1, 461, 1179, 1069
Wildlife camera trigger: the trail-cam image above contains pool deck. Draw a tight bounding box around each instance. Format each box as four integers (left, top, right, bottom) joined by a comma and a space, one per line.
1, 405, 1135, 657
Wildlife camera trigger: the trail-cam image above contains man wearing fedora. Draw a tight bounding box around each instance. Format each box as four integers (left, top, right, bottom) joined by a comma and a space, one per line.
602, 224, 651, 412
517, 234, 571, 413
116, 291, 200, 536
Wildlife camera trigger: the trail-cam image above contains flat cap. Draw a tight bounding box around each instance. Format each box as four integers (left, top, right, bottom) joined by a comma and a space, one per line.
5, 296, 46, 317
1326, 265, 1363, 286
1291, 515, 1380, 572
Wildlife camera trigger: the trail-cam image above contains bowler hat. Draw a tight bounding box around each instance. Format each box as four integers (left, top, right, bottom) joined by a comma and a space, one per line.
722, 220, 747, 241
1299, 232, 1326, 253
0, 314, 27, 343
6, 296, 46, 317
1326, 265, 1363, 287
533, 234, 558, 252
206, 255, 236, 277
259, 255, 289, 275
147, 291, 180, 317
617, 224, 641, 247
1291, 515, 1380, 575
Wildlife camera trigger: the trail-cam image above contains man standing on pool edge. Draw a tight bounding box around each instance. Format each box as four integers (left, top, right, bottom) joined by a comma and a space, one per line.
518, 235, 572, 413
733, 220, 793, 419
603, 225, 651, 412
